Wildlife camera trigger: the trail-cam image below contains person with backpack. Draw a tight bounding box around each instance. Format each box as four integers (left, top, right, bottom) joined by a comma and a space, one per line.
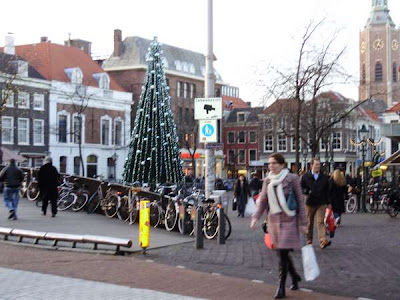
0, 159, 23, 220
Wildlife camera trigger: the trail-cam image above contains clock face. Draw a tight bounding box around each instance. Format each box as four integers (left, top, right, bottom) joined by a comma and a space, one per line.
393, 39, 399, 51
373, 38, 384, 50
361, 42, 366, 54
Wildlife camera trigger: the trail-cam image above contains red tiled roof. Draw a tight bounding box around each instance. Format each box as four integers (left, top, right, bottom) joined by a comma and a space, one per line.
365, 109, 380, 122
5, 43, 125, 91
385, 101, 400, 113
222, 96, 249, 109
263, 98, 298, 114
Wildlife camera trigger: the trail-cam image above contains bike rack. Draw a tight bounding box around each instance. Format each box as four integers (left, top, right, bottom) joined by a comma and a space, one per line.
0, 227, 132, 254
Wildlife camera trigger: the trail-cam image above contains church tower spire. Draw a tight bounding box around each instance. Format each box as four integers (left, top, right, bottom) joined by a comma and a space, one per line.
367, 0, 394, 27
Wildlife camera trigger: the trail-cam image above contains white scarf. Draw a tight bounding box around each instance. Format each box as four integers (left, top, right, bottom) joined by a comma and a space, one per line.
267, 169, 296, 217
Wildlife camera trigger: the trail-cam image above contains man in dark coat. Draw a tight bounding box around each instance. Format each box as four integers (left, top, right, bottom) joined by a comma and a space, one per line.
0, 159, 23, 220
234, 174, 250, 218
38, 157, 60, 217
301, 157, 331, 249
249, 173, 262, 197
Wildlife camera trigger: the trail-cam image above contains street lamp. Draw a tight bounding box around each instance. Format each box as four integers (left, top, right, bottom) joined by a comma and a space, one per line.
350, 124, 369, 212
302, 143, 308, 172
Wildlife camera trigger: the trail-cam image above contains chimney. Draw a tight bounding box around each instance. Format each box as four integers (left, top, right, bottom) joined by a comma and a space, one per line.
40, 36, 48, 43
113, 29, 122, 57
4, 34, 15, 55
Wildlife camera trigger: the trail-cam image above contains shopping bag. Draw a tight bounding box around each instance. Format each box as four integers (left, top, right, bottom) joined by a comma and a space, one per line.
301, 244, 320, 281
264, 233, 275, 249
232, 197, 237, 211
324, 207, 336, 238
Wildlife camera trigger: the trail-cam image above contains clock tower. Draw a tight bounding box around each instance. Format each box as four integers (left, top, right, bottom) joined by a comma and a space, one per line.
359, 0, 400, 107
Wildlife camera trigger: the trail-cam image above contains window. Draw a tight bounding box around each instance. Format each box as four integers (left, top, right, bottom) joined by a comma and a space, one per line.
162, 57, 169, 68
34, 158, 43, 167
190, 83, 196, 98
177, 81, 181, 97
265, 118, 272, 130
100, 74, 110, 89
278, 134, 287, 152
279, 116, 286, 130
238, 150, 245, 164
238, 131, 245, 143
73, 116, 82, 144
2, 117, 13, 144
60, 156, 67, 174
375, 62, 383, 82
101, 118, 111, 145
183, 83, 188, 98
33, 93, 44, 110
228, 150, 235, 164
175, 60, 182, 71
2, 90, 14, 107
18, 118, 29, 145
72, 69, 83, 85
185, 108, 189, 123
33, 119, 44, 145
189, 64, 195, 74
87, 155, 97, 178
18, 92, 30, 108
237, 113, 245, 122
227, 132, 235, 144
332, 132, 342, 150
107, 157, 116, 180
178, 107, 183, 123
74, 156, 81, 175
362, 64, 366, 85
393, 63, 398, 83
264, 134, 273, 152
58, 115, 67, 143
320, 138, 327, 151
291, 137, 301, 152
115, 120, 123, 146
249, 149, 257, 161
249, 131, 257, 143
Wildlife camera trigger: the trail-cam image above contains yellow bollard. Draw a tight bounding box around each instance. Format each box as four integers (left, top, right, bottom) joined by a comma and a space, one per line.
139, 200, 150, 254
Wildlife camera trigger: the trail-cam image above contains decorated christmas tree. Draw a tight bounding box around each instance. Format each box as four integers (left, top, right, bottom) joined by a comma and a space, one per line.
122, 38, 184, 187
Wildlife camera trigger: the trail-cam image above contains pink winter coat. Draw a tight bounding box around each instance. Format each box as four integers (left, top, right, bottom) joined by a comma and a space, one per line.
252, 173, 307, 249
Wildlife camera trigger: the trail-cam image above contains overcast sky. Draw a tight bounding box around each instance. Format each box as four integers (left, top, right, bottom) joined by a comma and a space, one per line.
1, 0, 400, 106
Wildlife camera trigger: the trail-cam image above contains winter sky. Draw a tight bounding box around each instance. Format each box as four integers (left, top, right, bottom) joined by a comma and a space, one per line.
1, 0, 400, 106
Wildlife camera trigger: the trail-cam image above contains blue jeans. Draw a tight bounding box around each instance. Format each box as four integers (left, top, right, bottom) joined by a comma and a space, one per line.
3, 187, 20, 217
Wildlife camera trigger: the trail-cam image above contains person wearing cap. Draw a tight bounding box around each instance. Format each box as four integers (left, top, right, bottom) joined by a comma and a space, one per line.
0, 159, 23, 220
38, 156, 60, 217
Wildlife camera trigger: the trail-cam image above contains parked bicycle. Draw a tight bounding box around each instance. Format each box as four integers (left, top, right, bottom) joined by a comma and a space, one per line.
201, 198, 231, 240
26, 176, 40, 201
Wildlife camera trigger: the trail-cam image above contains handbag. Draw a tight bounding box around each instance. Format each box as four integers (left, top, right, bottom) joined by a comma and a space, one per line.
264, 233, 275, 249
302, 244, 320, 281
287, 186, 297, 211
324, 207, 336, 238
232, 197, 237, 211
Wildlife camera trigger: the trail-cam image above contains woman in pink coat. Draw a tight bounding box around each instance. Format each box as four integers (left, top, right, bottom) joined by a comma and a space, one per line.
251, 153, 307, 299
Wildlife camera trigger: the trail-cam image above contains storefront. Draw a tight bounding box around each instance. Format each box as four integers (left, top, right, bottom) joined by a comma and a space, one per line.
181, 149, 224, 179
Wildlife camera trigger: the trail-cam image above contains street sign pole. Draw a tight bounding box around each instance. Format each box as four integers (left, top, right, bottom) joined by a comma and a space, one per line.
205, 0, 215, 199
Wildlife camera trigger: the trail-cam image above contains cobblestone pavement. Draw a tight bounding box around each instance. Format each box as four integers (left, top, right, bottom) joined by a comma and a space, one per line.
0, 197, 192, 251
138, 208, 400, 300
0, 267, 206, 300
0, 243, 351, 300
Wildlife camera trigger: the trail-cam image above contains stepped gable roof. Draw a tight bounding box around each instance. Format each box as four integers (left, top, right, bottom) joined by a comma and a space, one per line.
222, 95, 249, 109
6, 43, 125, 91
0, 52, 45, 80
225, 106, 263, 124
103, 36, 223, 81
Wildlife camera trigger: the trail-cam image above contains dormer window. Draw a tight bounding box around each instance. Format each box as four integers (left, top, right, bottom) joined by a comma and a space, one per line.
162, 57, 169, 68
65, 67, 83, 85
93, 73, 110, 90
189, 64, 195, 74
237, 112, 245, 122
175, 60, 182, 71
182, 62, 189, 72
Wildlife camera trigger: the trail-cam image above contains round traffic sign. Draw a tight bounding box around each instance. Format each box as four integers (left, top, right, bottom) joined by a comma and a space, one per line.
202, 124, 214, 137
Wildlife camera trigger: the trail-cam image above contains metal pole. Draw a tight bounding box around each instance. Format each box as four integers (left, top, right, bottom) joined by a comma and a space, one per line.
217, 207, 225, 245
361, 142, 367, 212
195, 206, 204, 249
205, 0, 215, 198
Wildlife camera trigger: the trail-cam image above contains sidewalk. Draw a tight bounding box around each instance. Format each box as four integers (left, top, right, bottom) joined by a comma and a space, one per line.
0, 243, 352, 300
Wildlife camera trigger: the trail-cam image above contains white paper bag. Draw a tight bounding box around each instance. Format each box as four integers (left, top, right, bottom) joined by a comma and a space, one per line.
301, 244, 320, 281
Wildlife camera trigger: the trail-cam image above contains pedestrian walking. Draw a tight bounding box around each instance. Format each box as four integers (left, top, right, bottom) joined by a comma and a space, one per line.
251, 153, 307, 299
328, 170, 347, 226
249, 173, 262, 197
234, 174, 250, 217
38, 157, 60, 217
0, 159, 23, 220
301, 157, 331, 249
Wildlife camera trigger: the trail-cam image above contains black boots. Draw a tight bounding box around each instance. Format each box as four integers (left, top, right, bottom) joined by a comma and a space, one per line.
274, 250, 288, 299
288, 256, 301, 290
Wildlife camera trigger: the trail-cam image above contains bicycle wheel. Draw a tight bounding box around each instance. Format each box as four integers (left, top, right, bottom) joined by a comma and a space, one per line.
387, 206, 399, 218
178, 211, 193, 235
165, 201, 178, 231
72, 192, 89, 212
224, 213, 232, 240
381, 196, 389, 212
367, 196, 377, 214
149, 202, 161, 227
129, 198, 139, 224
346, 196, 357, 213
27, 181, 40, 201
203, 212, 218, 240
86, 192, 101, 214
103, 193, 119, 218
117, 197, 130, 222
19, 188, 26, 198
57, 193, 76, 211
